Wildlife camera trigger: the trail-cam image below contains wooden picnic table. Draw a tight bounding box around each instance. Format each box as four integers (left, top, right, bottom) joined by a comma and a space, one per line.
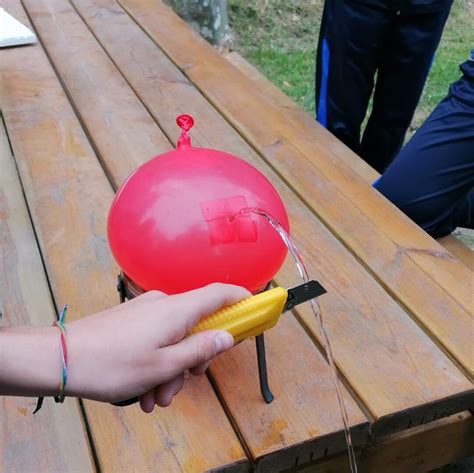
1, 0, 473, 471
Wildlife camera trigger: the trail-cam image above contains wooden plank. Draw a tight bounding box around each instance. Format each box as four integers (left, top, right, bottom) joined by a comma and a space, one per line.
210, 316, 369, 471
0, 2, 250, 471
24, 0, 370, 466
222, 51, 380, 184
84, 375, 250, 473
23, 0, 170, 188
438, 234, 474, 271
292, 411, 474, 473
223, 52, 474, 272
69, 0, 473, 443
225, 51, 474, 270
120, 0, 474, 379
0, 115, 94, 472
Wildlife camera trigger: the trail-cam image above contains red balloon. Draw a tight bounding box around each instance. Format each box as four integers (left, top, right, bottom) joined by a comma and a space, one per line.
107, 115, 289, 294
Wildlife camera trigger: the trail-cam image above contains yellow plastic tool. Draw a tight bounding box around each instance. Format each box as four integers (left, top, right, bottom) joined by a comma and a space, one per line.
190, 286, 288, 343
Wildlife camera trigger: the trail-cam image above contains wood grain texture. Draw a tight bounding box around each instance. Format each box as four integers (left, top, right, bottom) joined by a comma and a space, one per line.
29, 0, 369, 465
438, 234, 474, 271
120, 0, 474, 379
1, 2, 249, 471
222, 51, 474, 270
4, 1, 473, 470
225, 51, 474, 273
292, 411, 474, 473
0, 115, 94, 472
22, 0, 171, 188
70, 0, 473, 441
221, 51, 380, 184
84, 378, 250, 473
209, 316, 368, 471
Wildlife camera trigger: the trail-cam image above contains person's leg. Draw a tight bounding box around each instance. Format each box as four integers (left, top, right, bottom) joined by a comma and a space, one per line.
361, 3, 452, 173
316, 0, 390, 155
374, 58, 474, 238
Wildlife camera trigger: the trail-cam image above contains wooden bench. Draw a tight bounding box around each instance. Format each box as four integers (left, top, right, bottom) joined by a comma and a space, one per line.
1, 1, 472, 471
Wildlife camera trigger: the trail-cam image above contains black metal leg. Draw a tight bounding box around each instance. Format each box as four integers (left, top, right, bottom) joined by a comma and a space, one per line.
117, 274, 126, 303
256, 333, 274, 403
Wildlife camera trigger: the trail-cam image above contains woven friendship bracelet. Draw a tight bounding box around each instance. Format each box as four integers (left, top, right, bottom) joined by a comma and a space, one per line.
33, 305, 69, 414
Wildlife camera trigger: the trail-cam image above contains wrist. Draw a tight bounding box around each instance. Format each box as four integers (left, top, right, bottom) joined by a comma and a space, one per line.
0, 326, 61, 397
63, 319, 130, 402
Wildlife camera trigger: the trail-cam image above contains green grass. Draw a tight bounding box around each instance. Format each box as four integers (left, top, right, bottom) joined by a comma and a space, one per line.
413, 1, 474, 128
228, 0, 321, 113
244, 48, 317, 111
228, 0, 474, 131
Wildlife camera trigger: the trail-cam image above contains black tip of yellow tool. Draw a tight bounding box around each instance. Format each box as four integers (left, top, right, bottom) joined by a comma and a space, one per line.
284, 280, 327, 311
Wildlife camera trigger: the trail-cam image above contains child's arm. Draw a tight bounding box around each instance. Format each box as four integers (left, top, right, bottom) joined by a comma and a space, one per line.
0, 283, 249, 413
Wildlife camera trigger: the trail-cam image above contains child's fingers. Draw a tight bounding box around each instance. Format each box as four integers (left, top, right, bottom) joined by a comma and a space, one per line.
154, 374, 185, 407
139, 389, 156, 413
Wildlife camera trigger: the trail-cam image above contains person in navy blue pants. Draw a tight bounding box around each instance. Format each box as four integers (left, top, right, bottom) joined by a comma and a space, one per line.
374, 54, 474, 238
316, 0, 453, 173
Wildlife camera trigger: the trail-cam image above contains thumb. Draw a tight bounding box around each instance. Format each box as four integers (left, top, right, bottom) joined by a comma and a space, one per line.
158, 330, 234, 379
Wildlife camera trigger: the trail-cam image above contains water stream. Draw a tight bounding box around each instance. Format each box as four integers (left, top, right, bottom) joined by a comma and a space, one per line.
232, 207, 358, 473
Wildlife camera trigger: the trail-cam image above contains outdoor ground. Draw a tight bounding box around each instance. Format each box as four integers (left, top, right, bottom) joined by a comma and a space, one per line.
227, 2, 474, 471
227, 0, 474, 250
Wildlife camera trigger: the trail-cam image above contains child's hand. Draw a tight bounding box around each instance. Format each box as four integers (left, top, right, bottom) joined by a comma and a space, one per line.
65, 283, 250, 412
0, 283, 249, 413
